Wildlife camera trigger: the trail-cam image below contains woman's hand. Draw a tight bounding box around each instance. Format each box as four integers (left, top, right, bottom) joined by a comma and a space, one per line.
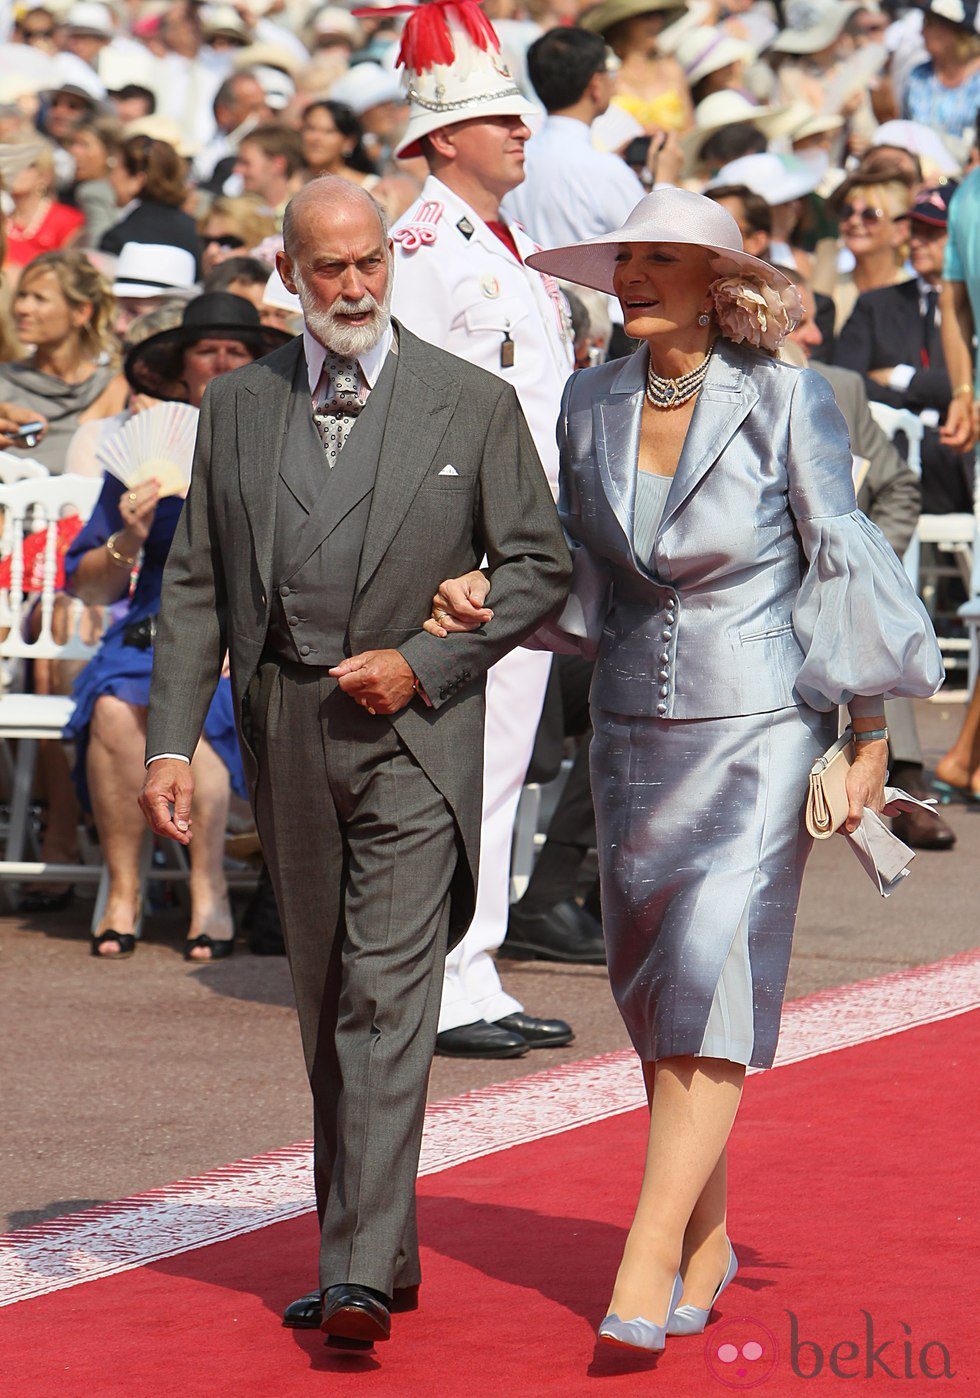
423, 570, 492, 637
0, 403, 48, 449
844, 740, 888, 834
116, 479, 161, 550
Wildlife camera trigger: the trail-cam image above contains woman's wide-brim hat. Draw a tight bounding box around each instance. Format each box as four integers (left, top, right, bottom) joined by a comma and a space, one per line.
680, 90, 795, 169
918, 0, 980, 33
524, 186, 796, 299
675, 27, 755, 87
383, 0, 537, 160
580, 0, 686, 38
770, 0, 859, 54
125, 291, 292, 401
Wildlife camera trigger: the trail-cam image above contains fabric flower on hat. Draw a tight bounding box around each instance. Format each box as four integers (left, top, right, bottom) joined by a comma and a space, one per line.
709, 275, 802, 352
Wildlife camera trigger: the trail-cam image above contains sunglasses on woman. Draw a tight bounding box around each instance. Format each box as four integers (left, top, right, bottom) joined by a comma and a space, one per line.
204, 234, 246, 250
838, 203, 908, 226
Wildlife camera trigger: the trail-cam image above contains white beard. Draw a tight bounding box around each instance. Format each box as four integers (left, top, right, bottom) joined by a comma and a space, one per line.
294, 268, 392, 358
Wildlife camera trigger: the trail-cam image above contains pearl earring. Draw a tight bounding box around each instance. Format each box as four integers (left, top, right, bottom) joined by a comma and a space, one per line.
698, 312, 710, 326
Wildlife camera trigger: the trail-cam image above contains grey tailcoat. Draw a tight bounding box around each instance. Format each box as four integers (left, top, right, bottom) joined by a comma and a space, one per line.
146, 323, 571, 943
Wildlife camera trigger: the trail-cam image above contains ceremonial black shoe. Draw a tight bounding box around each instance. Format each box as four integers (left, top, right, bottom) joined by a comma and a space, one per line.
493, 1011, 574, 1049
434, 1020, 529, 1058
321, 1284, 391, 1348
500, 898, 606, 964
283, 1285, 419, 1329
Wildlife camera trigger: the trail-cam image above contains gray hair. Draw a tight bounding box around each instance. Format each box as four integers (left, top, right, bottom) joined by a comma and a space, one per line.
282, 175, 389, 260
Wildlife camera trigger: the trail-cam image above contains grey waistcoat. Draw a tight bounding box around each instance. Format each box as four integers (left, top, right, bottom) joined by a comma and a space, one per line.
266, 347, 398, 667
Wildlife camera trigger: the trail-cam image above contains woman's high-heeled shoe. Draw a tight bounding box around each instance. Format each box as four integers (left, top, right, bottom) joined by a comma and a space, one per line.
598, 1273, 683, 1353
932, 779, 980, 807
667, 1240, 738, 1336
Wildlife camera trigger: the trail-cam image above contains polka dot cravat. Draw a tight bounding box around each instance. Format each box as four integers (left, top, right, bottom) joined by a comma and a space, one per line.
312, 351, 364, 469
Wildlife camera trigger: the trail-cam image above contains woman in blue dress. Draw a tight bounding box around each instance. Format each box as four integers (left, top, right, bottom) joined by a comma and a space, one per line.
65, 292, 291, 959
903, 1, 980, 148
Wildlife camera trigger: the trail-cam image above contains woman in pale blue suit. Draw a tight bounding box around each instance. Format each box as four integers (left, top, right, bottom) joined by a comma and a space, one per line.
425, 189, 943, 1352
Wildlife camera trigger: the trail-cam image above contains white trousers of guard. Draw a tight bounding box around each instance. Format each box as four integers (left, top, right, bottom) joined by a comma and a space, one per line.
438, 647, 552, 1033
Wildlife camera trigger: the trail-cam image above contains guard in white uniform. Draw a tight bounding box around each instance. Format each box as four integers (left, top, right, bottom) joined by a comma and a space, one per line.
389, 0, 576, 1058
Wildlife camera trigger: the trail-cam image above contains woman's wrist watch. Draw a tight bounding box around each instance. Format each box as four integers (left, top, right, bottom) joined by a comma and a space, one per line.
853, 727, 889, 743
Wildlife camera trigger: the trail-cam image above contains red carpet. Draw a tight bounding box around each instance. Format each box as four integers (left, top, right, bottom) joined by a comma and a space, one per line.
1, 1008, 977, 1396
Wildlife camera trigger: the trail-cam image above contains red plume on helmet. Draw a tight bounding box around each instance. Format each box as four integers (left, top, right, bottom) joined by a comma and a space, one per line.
351, 0, 500, 73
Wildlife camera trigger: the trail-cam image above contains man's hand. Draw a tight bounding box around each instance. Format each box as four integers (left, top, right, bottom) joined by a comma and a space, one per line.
940, 394, 978, 452
868, 366, 897, 386
423, 571, 492, 637
139, 758, 195, 845
0, 403, 48, 450
329, 649, 417, 714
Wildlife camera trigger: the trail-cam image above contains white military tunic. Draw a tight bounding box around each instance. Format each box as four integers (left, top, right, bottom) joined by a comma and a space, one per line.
391, 174, 573, 1034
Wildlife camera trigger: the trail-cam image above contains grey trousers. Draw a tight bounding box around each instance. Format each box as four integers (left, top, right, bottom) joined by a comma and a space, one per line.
884, 696, 923, 768
251, 660, 457, 1295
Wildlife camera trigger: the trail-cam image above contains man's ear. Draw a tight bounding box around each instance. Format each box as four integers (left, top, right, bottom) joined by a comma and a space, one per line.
276, 250, 298, 296
426, 125, 457, 162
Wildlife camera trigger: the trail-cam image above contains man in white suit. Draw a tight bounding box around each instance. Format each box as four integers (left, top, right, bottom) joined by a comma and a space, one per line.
389, 1, 578, 1058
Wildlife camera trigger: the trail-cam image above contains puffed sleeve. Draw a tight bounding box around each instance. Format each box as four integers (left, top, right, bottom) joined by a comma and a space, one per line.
786, 367, 944, 712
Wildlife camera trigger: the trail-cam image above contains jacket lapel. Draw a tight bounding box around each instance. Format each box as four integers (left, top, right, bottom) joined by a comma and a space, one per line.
660, 339, 759, 530
593, 344, 645, 558
355, 324, 459, 596
238, 337, 301, 603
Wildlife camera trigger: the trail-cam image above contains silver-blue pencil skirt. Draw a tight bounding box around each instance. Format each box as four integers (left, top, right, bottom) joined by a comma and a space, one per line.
590, 701, 836, 1069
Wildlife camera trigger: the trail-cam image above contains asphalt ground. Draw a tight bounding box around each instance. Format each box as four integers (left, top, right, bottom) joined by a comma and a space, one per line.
1, 697, 977, 1232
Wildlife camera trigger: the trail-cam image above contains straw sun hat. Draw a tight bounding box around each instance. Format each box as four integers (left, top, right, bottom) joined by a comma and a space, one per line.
525, 187, 802, 352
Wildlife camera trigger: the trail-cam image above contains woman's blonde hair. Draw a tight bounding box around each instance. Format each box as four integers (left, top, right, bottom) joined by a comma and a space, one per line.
18, 251, 118, 363
847, 179, 913, 222
199, 195, 278, 252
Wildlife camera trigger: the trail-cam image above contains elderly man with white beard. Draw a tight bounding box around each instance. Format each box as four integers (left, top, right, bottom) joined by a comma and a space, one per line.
140, 176, 571, 1352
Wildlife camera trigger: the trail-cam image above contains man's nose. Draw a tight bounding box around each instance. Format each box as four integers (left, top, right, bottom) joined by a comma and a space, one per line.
339, 267, 365, 298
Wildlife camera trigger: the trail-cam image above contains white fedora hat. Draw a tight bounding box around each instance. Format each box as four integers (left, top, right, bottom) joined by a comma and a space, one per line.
391, 0, 537, 160
525, 186, 795, 297
681, 90, 793, 167
329, 61, 405, 117
676, 27, 755, 87
706, 151, 824, 203
112, 242, 198, 299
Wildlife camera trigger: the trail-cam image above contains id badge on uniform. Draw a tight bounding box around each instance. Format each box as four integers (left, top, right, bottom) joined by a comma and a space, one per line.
500, 332, 514, 369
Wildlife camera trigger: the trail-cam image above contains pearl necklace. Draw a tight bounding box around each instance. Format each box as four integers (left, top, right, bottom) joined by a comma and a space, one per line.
645, 347, 713, 410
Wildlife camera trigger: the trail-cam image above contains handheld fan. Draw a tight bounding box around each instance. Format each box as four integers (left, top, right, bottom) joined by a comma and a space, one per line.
96, 402, 198, 499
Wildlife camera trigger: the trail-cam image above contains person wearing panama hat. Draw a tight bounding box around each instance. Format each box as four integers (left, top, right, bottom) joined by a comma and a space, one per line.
903, 0, 980, 146
429, 184, 942, 1349
674, 24, 756, 105
581, 0, 693, 132
680, 89, 794, 180
125, 290, 291, 402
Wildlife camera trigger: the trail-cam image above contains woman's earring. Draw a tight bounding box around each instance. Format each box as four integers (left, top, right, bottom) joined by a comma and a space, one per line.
698, 312, 710, 326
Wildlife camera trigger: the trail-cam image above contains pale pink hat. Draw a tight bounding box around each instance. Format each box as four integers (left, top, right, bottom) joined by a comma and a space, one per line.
525, 187, 795, 298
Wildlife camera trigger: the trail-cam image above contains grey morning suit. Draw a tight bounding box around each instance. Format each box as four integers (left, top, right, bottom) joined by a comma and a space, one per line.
550, 337, 942, 1070
146, 323, 570, 1294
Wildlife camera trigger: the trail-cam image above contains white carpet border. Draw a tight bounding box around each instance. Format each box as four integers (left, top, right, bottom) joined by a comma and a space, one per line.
2, 948, 978, 1309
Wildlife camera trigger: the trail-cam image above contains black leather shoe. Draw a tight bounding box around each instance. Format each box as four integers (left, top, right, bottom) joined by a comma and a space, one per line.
493, 1011, 574, 1049
434, 1020, 529, 1058
283, 1285, 419, 1329
500, 899, 606, 964
892, 805, 956, 850
321, 1284, 391, 1347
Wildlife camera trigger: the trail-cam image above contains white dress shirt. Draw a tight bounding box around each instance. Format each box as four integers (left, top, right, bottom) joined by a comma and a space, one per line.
303, 321, 394, 403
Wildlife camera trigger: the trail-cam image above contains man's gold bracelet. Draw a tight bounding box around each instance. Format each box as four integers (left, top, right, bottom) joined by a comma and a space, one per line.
953, 382, 974, 399
106, 531, 138, 568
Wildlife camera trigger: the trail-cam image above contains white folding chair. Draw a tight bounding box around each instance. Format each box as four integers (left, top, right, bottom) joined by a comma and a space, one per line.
0, 450, 50, 485
868, 401, 976, 679
0, 475, 103, 906
957, 480, 980, 693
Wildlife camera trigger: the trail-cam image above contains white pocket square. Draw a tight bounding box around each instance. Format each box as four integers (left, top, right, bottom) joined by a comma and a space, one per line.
438, 464, 459, 477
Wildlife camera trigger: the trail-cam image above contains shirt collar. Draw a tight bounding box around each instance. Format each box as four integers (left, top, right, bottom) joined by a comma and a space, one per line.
303, 319, 394, 398
542, 114, 592, 142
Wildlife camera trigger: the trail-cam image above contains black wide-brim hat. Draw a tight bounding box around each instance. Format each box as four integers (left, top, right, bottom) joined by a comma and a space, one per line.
124, 291, 294, 401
